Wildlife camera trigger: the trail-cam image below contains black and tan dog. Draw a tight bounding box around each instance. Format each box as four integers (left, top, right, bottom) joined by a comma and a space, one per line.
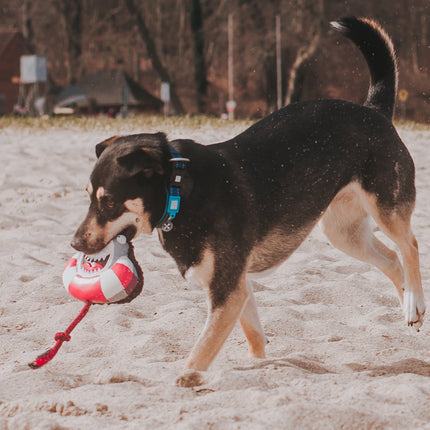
72, 17, 425, 381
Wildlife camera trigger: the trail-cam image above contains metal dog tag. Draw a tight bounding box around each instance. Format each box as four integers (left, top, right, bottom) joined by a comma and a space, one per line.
161, 219, 174, 232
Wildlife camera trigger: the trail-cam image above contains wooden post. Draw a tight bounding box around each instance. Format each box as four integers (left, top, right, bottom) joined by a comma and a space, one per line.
227, 13, 235, 120
276, 15, 282, 111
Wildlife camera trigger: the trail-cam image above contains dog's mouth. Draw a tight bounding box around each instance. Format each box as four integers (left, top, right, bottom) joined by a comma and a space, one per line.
78, 231, 133, 276
121, 225, 137, 242
79, 227, 136, 274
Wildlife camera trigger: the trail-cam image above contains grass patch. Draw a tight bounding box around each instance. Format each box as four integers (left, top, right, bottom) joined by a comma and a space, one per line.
393, 120, 430, 131
1, 114, 427, 137
0, 114, 254, 134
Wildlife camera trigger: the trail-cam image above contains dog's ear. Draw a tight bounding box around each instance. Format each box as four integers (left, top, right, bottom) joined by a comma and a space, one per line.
117, 148, 164, 178
95, 136, 121, 158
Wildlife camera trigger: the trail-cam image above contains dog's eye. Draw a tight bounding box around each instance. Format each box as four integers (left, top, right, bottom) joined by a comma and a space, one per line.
104, 198, 115, 209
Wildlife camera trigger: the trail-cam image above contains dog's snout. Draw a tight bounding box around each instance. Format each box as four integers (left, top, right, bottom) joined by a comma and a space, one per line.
71, 234, 104, 254
71, 222, 108, 254
71, 212, 104, 253
71, 222, 94, 252
70, 235, 86, 252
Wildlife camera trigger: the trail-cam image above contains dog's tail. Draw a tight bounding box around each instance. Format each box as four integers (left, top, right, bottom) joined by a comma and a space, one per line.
330, 17, 398, 120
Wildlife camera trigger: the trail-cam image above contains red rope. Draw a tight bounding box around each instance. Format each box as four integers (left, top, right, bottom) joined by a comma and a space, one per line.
29, 301, 92, 369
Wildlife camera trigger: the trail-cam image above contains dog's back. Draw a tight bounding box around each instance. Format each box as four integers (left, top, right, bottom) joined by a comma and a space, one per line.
210, 17, 406, 257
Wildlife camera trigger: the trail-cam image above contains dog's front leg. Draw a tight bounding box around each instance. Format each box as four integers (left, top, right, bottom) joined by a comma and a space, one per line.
176, 276, 250, 389
240, 280, 267, 358
183, 281, 249, 373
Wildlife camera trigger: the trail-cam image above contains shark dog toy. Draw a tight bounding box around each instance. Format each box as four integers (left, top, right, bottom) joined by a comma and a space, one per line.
29, 235, 143, 369
63, 235, 141, 304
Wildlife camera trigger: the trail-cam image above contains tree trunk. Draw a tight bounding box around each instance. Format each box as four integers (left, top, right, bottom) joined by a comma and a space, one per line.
58, 0, 83, 85
284, 0, 324, 106
124, 0, 185, 114
190, 0, 208, 113
284, 32, 320, 105
22, 0, 36, 53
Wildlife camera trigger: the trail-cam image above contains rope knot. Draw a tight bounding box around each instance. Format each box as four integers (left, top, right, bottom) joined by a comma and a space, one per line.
29, 301, 91, 369
55, 332, 71, 342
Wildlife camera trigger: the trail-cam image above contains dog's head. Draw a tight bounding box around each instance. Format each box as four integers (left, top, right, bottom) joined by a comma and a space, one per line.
71, 133, 170, 254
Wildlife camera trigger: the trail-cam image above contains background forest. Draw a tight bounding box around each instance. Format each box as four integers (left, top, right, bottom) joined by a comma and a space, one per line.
1, 0, 429, 121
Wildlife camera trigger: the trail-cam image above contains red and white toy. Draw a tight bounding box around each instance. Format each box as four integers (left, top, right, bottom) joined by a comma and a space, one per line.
62, 235, 141, 304
29, 235, 143, 369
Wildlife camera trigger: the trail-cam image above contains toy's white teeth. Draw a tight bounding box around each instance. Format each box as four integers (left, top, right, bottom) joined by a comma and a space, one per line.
82, 267, 103, 274
84, 254, 110, 268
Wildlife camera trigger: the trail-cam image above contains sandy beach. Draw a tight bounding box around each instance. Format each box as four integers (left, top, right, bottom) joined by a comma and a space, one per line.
1, 119, 430, 429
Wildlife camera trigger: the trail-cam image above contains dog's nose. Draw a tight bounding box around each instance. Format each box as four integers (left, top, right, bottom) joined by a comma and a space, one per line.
71, 232, 106, 254
70, 236, 86, 252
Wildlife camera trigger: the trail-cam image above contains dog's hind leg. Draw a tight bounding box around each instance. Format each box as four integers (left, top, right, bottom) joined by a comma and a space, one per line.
321, 183, 405, 297
366, 201, 425, 330
322, 182, 425, 330
239, 280, 267, 358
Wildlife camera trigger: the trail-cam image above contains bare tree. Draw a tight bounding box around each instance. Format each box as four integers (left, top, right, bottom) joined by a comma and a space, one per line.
284, 0, 324, 105
124, 0, 185, 114
190, 0, 208, 113
408, 1, 428, 75
57, 0, 83, 85
22, 0, 36, 53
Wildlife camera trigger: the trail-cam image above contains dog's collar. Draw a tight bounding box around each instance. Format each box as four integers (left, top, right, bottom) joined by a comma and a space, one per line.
156, 145, 190, 232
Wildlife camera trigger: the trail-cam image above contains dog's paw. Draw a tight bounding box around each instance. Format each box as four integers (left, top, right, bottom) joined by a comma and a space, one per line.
176, 370, 204, 388
403, 291, 426, 332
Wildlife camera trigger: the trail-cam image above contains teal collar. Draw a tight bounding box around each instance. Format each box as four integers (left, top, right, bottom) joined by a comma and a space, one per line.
156, 145, 189, 232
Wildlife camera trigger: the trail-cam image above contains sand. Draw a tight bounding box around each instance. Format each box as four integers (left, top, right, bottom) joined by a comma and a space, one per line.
0, 120, 429, 430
